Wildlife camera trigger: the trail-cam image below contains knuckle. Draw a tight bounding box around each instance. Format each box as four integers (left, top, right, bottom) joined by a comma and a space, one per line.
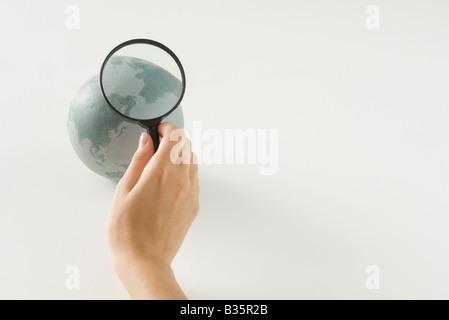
131, 150, 146, 163
165, 122, 178, 130
162, 122, 179, 135
115, 179, 127, 194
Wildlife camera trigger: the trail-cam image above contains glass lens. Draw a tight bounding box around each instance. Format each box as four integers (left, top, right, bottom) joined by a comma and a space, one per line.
101, 42, 184, 120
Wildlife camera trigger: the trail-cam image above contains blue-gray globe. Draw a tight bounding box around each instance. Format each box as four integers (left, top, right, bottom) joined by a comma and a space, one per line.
67, 57, 184, 181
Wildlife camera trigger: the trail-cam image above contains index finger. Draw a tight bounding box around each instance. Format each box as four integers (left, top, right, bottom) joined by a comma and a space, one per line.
156, 122, 188, 161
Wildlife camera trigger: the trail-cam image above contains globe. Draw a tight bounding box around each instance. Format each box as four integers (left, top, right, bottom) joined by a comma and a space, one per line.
67, 56, 184, 182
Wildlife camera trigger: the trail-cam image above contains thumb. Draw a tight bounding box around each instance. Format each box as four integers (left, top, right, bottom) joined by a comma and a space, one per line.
119, 132, 155, 192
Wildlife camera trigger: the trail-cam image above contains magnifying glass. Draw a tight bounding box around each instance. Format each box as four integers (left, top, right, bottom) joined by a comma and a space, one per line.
99, 39, 186, 151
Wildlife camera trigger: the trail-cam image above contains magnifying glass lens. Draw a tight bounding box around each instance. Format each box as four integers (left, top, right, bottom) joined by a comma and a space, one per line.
101, 42, 184, 120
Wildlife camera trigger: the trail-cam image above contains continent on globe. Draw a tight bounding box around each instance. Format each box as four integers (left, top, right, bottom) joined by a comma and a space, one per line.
67, 56, 184, 181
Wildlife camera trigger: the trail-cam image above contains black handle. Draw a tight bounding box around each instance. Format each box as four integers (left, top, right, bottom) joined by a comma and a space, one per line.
147, 126, 160, 152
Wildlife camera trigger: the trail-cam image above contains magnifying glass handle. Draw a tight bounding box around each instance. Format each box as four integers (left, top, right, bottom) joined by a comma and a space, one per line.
148, 126, 160, 152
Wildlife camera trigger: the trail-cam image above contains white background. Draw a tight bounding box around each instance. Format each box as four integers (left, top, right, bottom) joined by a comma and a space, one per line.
1, 0, 449, 299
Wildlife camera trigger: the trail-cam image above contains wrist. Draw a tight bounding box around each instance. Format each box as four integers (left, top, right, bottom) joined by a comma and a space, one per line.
113, 255, 185, 300
113, 251, 171, 277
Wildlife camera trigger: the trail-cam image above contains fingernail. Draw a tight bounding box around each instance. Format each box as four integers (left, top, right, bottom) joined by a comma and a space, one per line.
139, 132, 148, 148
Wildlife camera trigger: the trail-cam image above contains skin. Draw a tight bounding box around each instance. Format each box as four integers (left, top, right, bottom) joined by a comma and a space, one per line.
107, 123, 199, 300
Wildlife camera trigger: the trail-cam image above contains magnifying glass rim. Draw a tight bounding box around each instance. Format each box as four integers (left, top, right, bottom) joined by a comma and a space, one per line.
99, 38, 186, 124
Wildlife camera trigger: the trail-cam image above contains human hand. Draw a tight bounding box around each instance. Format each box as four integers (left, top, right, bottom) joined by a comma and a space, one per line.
107, 123, 199, 299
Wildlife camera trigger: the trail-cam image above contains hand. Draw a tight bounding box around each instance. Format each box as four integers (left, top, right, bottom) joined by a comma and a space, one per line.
107, 123, 199, 300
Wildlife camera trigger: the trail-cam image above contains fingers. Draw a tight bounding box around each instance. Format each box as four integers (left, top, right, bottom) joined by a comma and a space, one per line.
157, 122, 186, 160
135, 123, 198, 189
117, 132, 155, 193
157, 123, 195, 168
190, 153, 198, 178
